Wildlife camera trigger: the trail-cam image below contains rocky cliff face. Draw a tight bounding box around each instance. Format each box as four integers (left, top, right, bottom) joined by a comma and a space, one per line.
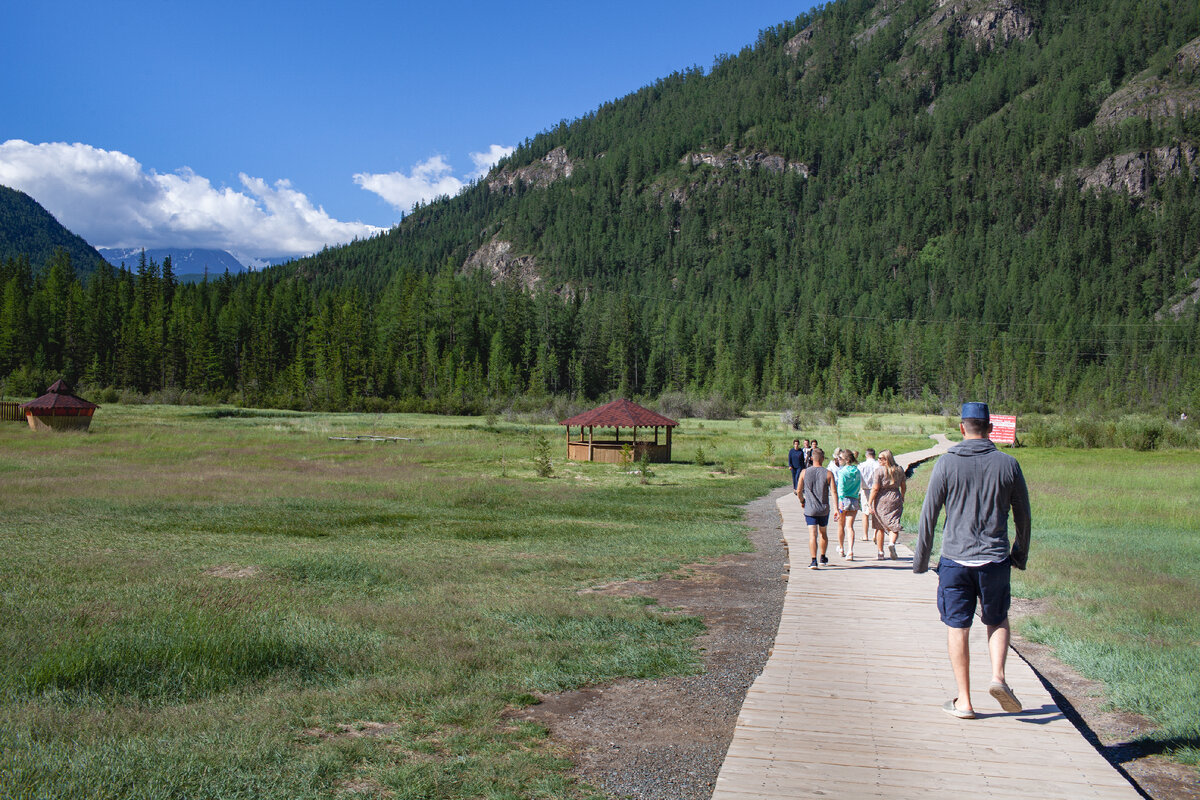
1159, 277, 1200, 320
487, 147, 574, 193
681, 148, 809, 177
1075, 142, 1198, 198
462, 236, 542, 291
1095, 35, 1200, 128
784, 22, 818, 58
914, 0, 1034, 51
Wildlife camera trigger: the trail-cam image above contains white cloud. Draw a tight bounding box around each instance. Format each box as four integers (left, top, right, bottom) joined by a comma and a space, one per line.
469, 144, 516, 178
353, 155, 465, 214
0, 139, 383, 259
355, 144, 516, 212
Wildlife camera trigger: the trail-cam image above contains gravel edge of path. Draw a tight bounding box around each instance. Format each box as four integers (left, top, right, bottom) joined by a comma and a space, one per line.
511, 485, 791, 799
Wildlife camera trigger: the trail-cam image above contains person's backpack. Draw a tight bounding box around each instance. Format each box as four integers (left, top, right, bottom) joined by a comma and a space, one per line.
840, 464, 861, 497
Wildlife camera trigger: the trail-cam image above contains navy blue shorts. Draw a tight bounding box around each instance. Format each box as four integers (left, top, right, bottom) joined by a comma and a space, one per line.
804, 514, 829, 527
936, 557, 1011, 628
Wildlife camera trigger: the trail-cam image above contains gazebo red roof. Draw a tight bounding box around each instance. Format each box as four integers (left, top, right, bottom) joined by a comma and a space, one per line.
20, 380, 99, 412
560, 398, 678, 429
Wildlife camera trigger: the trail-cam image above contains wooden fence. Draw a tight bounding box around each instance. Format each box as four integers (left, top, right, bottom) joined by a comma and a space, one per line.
0, 401, 24, 422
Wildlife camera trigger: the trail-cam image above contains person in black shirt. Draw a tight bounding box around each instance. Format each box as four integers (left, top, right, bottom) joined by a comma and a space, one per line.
788, 439, 804, 489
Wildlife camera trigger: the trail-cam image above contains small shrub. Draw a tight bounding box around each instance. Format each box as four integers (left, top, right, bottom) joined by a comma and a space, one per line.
763, 440, 776, 465
864, 417, 882, 431
617, 443, 634, 472
533, 436, 554, 477
693, 394, 743, 420
655, 391, 694, 421
638, 450, 654, 484
725, 458, 736, 476
750, 417, 763, 429
694, 446, 707, 467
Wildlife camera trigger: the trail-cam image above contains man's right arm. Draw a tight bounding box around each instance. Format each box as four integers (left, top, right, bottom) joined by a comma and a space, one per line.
912, 462, 946, 573
1009, 464, 1031, 570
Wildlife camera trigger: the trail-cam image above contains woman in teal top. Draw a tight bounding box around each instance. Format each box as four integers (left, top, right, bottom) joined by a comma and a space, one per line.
836, 450, 862, 560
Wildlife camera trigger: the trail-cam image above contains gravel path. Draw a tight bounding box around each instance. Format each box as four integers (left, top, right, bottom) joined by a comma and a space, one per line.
512, 485, 790, 799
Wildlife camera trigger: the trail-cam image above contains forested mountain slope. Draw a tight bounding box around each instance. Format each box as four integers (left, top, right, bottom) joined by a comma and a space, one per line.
3, 0, 1199, 413
0, 185, 105, 277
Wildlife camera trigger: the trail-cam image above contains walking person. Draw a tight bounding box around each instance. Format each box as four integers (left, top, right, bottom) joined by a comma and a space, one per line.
868, 449, 906, 560
835, 450, 862, 561
914, 403, 1031, 719
829, 449, 843, 527
858, 448, 879, 543
797, 447, 837, 570
807, 439, 818, 468
788, 439, 805, 490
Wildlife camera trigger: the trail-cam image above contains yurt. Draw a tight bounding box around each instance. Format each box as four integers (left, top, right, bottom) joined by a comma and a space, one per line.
20, 380, 99, 432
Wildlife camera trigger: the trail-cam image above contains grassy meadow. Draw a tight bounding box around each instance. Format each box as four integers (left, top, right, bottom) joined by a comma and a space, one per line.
0, 404, 940, 799
900, 446, 1200, 767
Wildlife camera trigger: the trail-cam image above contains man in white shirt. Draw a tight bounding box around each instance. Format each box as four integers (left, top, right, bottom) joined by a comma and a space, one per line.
858, 448, 879, 547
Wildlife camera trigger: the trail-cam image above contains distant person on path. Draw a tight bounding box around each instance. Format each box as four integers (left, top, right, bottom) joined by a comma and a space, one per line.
858, 448, 879, 543
788, 439, 805, 489
868, 449, 906, 560
797, 447, 837, 570
835, 450, 862, 560
829, 449, 844, 524
807, 439, 818, 468
914, 402, 1031, 719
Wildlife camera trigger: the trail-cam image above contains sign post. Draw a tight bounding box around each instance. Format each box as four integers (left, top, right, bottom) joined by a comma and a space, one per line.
990, 414, 1017, 446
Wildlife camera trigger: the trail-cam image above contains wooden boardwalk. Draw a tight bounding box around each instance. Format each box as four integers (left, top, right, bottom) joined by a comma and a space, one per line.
710, 436, 1141, 800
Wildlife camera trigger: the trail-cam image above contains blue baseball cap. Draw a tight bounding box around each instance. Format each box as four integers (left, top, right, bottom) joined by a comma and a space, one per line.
961, 402, 990, 421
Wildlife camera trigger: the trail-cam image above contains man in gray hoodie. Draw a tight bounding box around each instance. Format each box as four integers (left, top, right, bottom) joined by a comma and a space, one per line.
914, 402, 1031, 719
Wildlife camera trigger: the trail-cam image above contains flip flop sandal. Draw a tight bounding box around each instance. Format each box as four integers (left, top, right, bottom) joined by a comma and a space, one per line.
989, 682, 1022, 713
942, 699, 976, 719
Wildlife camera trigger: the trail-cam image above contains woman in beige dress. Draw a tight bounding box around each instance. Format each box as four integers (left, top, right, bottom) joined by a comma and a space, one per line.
868, 449, 906, 560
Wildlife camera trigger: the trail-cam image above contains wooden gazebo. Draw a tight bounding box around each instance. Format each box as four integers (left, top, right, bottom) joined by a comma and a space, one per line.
560, 399, 678, 463
20, 380, 98, 432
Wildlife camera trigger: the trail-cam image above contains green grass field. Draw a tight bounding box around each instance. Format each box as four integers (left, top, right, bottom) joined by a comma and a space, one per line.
901, 446, 1200, 768
0, 405, 939, 799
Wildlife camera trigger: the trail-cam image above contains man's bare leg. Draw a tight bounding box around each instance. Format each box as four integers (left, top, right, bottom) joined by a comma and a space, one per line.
809, 525, 819, 559
986, 620, 1010, 684
948, 626, 973, 713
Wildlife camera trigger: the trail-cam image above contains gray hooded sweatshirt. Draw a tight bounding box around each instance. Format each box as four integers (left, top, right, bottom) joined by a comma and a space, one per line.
913, 438, 1030, 573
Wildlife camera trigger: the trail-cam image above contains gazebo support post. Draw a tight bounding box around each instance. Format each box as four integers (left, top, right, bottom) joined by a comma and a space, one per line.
588, 426, 594, 461
667, 426, 672, 461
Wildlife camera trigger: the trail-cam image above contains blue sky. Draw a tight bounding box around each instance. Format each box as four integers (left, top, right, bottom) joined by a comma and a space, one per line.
2, 1, 816, 260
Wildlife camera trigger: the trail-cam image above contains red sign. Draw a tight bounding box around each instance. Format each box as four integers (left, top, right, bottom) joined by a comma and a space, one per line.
990, 414, 1017, 445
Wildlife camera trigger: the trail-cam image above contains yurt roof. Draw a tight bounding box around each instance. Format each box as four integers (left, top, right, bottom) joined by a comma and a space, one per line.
20, 380, 99, 412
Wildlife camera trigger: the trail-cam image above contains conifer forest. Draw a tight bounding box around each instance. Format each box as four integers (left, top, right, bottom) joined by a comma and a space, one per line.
3, 0, 1199, 415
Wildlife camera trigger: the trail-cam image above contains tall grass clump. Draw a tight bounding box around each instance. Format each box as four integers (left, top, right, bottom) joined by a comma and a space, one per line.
24, 610, 382, 702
